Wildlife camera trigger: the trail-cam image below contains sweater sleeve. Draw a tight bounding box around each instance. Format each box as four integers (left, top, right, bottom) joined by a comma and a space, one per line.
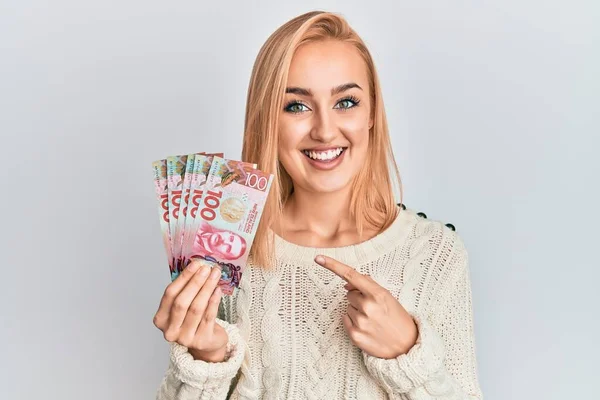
155, 318, 245, 400
362, 232, 483, 399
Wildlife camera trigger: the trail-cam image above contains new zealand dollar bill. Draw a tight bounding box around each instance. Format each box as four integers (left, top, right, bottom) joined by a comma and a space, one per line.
181, 157, 272, 295
152, 159, 174, 275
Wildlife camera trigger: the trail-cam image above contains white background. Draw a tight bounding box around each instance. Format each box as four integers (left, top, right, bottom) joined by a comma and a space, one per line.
1, 1, 598, 399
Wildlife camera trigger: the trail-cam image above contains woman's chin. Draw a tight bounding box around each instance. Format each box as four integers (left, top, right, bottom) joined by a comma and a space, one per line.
304, 177, 354, 195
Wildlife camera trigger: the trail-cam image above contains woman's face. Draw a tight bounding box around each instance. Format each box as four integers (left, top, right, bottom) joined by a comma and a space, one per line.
278, 40, 373, 195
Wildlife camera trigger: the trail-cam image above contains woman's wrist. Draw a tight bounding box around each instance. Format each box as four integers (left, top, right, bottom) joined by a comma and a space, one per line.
189, 344, 229, 363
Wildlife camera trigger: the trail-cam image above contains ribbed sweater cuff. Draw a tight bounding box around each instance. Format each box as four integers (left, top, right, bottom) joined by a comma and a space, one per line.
362, 313, 446, 394
169, 319, 244, 390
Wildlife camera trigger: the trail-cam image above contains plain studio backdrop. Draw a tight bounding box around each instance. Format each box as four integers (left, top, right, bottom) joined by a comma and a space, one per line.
1, 1, 598, 399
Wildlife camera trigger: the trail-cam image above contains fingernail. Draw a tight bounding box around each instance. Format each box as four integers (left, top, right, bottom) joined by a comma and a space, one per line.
187, 261, 200, 272
211, 268, 221, 279
315, 255, 325, 264
198, 266, 210, 277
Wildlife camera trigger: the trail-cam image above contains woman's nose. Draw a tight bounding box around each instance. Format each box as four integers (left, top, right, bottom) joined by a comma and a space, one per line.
310, 109, 337, 143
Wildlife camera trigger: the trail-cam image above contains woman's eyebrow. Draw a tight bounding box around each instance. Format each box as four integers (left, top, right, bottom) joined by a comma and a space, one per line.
285, 86, 312, 96
285, 82, 362, 97
331, 82, 362, 95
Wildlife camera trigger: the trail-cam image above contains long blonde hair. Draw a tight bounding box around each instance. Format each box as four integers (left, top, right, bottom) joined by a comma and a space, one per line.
242, 11, 403, 269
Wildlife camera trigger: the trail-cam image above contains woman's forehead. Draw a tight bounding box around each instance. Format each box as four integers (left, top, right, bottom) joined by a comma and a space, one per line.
287, 40, 369, 94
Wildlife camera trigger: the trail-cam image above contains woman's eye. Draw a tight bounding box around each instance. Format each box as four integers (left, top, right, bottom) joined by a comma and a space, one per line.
334, 99, 357, 110
285, 103, 309, 113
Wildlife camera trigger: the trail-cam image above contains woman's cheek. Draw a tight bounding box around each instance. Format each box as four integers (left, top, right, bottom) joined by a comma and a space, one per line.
277, 143, 299, 180
279, 122, 309, 165
290, 119, 312, 141
340, 116, 369, 139
279, 120, 302, 148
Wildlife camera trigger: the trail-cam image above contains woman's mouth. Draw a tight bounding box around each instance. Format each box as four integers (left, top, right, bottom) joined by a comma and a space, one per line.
302, 147, 346, 161
301, 147, 347, 170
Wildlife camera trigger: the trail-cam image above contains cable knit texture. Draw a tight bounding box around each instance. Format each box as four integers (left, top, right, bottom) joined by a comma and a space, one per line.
156, 207, 483, 399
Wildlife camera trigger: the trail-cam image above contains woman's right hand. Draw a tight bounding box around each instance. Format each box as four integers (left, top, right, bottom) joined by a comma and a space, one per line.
153, 260, 229, 361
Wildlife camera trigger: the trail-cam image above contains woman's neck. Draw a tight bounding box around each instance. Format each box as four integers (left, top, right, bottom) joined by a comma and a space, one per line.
279, 186, 378, 248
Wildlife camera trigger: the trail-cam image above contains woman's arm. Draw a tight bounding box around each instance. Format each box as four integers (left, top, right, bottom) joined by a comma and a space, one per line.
362, 230, 484, 399
155, 295, 245, 400
155, 318, 244, 400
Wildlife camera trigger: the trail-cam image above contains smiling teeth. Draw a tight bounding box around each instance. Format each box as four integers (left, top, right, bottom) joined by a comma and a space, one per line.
303, 147, 344, 161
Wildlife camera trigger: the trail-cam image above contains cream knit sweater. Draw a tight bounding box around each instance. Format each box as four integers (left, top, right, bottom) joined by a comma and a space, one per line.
156, 207, 483, 399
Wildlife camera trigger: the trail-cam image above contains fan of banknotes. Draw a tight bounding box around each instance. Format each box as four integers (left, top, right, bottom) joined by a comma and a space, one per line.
152, 152, 273, 295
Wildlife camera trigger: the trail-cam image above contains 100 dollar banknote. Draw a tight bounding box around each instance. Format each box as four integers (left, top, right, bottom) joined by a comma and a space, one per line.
177, 153, 223, 246
152, 159, 174, 274
176, 154, 220, 279
166, 154, 189, 264
171, 153, 224, 278
181, 157, 271, 295
180, 157, 257, 274
172, 153, 198, 267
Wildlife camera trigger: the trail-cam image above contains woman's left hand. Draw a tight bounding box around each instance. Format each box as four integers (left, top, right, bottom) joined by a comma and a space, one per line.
315, 255, 419, 359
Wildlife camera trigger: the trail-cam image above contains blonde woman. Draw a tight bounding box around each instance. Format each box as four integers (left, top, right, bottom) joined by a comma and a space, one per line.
154, 11, 483, 400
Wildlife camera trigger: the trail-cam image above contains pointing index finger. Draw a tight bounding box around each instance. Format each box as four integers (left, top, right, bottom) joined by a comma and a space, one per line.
314, 255, 372, 293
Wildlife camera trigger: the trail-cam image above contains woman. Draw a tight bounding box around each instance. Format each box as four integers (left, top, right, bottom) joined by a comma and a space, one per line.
154, 11, 483, 399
